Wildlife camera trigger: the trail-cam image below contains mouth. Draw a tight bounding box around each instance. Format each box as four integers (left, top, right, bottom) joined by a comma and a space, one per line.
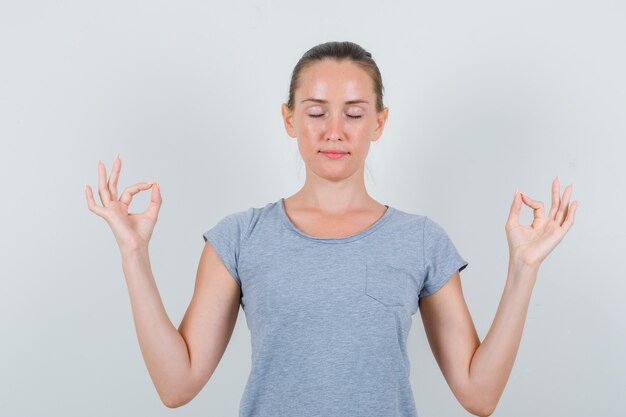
319, 149, 349, 154
319, 150, 349, 160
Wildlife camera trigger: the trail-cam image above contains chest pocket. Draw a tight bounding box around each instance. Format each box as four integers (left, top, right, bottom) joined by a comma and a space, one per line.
365, 262, 409, 307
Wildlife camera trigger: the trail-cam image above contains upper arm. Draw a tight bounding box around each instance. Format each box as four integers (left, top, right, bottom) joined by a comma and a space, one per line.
176, 240, 242, 404
419, 271, 480, 410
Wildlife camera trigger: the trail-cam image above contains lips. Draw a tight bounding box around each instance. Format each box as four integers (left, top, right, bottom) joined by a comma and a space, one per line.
320, 150, 348, 160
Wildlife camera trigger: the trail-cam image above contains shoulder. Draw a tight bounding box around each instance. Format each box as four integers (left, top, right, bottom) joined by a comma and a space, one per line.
387, 206, 430, 236
387, 206, 426, 226
205, 201, 274, 244
422, 215, 451, 238
219, 206, 256, 230
387, 207, 458, 243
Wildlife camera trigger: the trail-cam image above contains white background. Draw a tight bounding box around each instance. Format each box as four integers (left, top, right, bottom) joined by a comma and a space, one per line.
1, 1, 624, 416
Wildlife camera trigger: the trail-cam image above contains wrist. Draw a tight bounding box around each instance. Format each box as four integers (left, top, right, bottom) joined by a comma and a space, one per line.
120, 244, 150, 259
507, 257, 540, 285
508, 248, 542, 270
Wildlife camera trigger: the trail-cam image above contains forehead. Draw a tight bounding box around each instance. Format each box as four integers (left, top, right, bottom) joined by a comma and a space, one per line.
296, 59, 374, 102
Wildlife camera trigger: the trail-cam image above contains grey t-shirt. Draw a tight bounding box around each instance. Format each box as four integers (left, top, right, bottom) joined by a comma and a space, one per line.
202, 198, 468, 417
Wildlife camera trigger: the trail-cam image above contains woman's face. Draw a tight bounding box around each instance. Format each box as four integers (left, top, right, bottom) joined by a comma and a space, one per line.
281, 59, 389, 182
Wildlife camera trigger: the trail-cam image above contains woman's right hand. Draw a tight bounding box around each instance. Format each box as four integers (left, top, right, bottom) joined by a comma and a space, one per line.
85, 154, 162, 252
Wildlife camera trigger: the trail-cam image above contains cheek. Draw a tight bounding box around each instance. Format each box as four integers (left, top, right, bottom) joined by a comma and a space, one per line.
301, 120, 325, 136
295, 126, 325, 150
296, 137, 317, 158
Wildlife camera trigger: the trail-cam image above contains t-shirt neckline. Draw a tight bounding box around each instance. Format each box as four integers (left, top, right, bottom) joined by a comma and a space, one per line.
278, 197, 395, 244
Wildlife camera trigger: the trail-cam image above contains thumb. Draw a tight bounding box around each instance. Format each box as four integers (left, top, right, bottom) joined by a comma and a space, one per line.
145, 180, 162, 220
506, 187, 522, 229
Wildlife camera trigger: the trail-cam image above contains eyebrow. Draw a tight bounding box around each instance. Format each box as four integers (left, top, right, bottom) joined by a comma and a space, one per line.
300, 98, 369, 105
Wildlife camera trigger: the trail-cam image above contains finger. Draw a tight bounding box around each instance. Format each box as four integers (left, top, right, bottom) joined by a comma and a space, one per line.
520, 192, 545, 228
547, 176, 561, 221
556, 184, 573, 225
506, 187, 523, 229
98, 160, 111, 206
144, 180, 162, 220
85, 184, 106, 217
108, 154, 121, 201
119, 182, 155, 207
561, 200, 578, 234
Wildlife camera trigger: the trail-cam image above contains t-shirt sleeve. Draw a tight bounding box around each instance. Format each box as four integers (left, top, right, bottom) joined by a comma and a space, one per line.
202, 209, 253, 287
419, 216, 469, 299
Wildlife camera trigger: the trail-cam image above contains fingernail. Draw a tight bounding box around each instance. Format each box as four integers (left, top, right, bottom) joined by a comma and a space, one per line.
156, 180, 160, 188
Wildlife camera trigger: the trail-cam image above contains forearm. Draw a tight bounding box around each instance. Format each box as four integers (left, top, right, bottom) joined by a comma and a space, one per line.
121, 247, 192, 406
467, 259, 539, 414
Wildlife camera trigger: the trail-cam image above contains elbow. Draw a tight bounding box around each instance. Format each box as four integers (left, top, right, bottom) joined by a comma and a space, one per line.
162, 399, 179, 409
161, 394, 182, 409
159, 388, 194, 409
161, 394, 191, 409
157, 372, 204, 408
464, 400, 497, 417
459, 381, 501, 417
461, 391, 497, 417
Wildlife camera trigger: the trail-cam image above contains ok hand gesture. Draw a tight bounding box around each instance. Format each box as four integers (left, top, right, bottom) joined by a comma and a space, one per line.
505, 176, 579, 269
85, 155, 162, 252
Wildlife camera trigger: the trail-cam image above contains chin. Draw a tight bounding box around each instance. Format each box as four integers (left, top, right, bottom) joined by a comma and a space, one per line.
309, 165, 357, 182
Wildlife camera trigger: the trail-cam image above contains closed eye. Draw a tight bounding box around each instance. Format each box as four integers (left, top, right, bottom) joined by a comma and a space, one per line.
308, 114, 362, 119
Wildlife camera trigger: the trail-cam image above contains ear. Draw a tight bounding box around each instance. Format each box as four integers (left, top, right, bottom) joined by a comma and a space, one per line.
371, 107, 389, 142
281, 103, 297, 138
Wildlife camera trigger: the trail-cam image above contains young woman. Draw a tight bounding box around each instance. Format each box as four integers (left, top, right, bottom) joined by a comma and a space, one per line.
85, 41, 578, 417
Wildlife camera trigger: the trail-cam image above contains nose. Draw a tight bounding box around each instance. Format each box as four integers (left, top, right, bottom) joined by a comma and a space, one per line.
326, 112, 344, 141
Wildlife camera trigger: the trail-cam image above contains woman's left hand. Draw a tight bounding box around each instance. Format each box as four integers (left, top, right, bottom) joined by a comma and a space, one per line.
505, 176, 579, 269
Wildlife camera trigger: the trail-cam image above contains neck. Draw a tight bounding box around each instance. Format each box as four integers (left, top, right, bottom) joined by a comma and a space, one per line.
287, 166, 378, 215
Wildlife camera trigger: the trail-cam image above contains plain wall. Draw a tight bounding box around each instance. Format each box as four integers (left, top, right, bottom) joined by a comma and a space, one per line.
1, 0, 624, 416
